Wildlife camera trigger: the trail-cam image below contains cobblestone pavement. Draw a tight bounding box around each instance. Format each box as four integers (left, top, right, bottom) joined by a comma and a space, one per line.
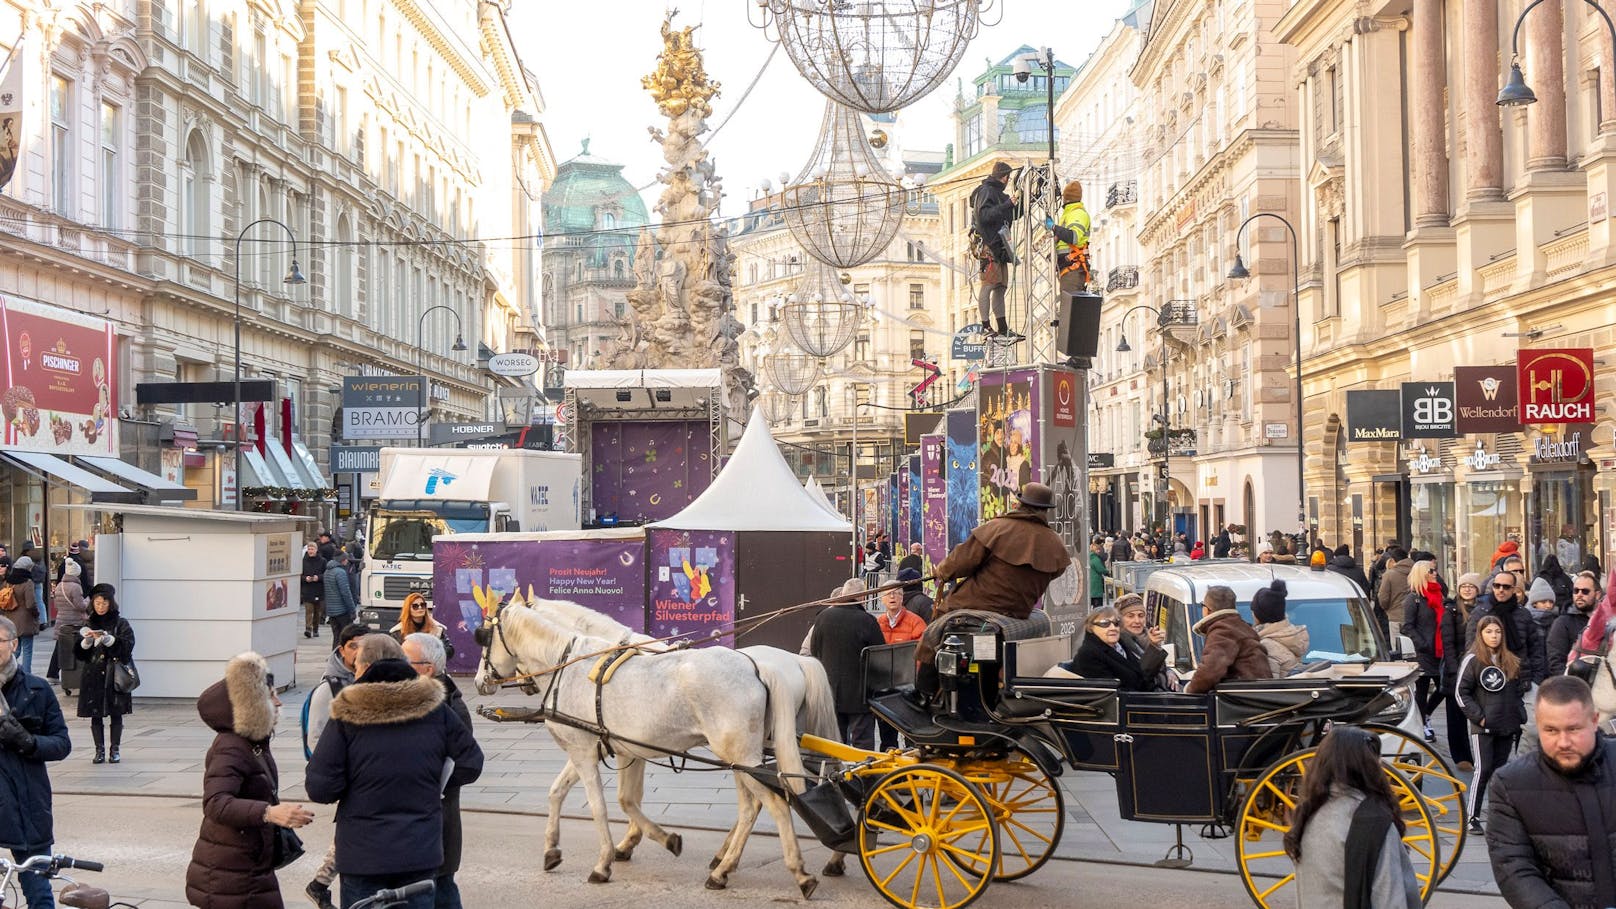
38, 632, 1499, 897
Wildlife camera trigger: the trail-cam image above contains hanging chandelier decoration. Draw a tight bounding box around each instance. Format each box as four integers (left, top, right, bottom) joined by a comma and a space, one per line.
779, 261, 867, 359
781, 101, 905, 269
756, 389, 799, 424
765, 350, 823, 395
750, 0, 993, 114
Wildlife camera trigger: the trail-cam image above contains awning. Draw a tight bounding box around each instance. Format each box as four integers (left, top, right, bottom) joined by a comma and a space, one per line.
75, 456, 197, 502
1, 452, 139, 504
291, 440, 324, 488
241, 448, 281, 487
262, 438, 310, 489
379, 456, 498, 501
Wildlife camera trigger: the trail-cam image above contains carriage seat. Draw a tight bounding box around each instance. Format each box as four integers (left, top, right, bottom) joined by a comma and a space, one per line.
933, 608, 1053, 644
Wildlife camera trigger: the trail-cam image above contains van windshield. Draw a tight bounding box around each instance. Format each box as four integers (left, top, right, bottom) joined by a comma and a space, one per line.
1235, 598, 1383, 663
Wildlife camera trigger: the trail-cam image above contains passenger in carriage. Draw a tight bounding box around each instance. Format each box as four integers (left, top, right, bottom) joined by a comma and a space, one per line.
1286, 725, 1421, 909
1184, 586, 1272, 694
1062, 607, 1161, 692
1115, 594, 1178, 691
1251, 579, 1310, 678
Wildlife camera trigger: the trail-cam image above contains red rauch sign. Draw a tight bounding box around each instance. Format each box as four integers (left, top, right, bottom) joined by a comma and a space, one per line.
1517, 348, 1595, 425
0, 296, 118, 455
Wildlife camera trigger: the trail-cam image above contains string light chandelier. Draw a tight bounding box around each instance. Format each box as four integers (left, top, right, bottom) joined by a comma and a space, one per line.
781, 101, 904, 269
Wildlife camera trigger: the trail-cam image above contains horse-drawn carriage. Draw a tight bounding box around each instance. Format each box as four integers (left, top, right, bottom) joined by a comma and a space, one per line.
472, 588, 1468, 909
786, 614, 1469, 909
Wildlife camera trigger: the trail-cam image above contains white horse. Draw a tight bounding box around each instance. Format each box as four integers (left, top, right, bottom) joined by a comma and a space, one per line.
473, 597, 823, 896
515, 590, 848, 875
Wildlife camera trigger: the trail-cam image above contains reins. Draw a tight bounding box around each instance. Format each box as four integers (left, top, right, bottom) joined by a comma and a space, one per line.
479, 576, 929, 690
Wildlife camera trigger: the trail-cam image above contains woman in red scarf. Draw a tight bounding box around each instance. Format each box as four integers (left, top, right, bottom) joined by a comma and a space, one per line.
1402, 561, 1463, 750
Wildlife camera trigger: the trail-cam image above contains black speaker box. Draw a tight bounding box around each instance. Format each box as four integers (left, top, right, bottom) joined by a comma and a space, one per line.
1056, 292, 1102, 360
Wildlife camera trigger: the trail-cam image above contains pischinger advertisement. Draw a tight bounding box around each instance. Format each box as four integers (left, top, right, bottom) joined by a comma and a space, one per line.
0, 296, 118, 455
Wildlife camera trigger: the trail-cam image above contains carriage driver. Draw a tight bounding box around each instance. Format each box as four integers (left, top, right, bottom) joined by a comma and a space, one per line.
932, 482, 1073, 621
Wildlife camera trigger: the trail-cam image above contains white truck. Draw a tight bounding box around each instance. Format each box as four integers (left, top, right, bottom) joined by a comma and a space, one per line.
358, 448, 582, 631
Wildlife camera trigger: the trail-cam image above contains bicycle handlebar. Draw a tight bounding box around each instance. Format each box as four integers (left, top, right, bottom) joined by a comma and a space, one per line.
59, 857, 103, 872
351, 879, 434, 909
3, 854, 103, 874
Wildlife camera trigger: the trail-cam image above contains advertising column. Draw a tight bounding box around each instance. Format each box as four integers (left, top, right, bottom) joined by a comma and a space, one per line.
920, 434, 947, 573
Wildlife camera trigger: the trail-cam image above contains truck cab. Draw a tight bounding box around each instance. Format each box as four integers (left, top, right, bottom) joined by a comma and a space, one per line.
359, 449, 580, 631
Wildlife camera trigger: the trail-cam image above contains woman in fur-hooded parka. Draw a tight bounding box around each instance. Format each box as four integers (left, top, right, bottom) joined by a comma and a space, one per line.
185, 652, 286, 909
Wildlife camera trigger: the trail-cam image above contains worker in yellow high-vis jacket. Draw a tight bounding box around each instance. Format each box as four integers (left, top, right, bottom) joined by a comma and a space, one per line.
1043, 180, 1092, 292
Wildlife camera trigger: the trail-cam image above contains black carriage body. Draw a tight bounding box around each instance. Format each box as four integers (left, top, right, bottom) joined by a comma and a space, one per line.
866, 627, 1406, 828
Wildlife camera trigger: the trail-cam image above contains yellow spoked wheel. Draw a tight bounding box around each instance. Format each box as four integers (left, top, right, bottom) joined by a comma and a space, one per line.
857, 764, 1000, 909
933, 752, 1065, 881
1234, 748, 1439, 909
1369, 724, 1469, 885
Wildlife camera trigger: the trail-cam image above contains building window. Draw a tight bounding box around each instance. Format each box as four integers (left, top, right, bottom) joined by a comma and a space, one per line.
908, 283, 924, 309
182, 132, 211, 258
334, 214, 354, 317
50, 76, 72, 214
909, 330, 925, 360
100, 102, 120, 230
854, 332, 870, 362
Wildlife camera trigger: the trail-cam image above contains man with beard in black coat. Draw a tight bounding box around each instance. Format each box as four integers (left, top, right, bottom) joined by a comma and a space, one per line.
1487, 676, 1616, 909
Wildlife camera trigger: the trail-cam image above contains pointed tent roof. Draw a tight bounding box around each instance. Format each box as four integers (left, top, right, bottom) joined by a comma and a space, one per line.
803, 476, 847, 521
652, 409, 853, 532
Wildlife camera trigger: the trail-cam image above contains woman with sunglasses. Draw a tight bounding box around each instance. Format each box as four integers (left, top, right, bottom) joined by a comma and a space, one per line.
1062, 606, 1160, 691
1286, 725, 1420, 908
389, 593, 455, 661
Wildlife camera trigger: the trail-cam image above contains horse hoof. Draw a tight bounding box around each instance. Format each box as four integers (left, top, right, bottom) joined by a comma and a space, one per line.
799, 877, 819, 899
666, 833, 683, 857
588, 870, 611, 884
543, 850, 562, 872
704, 876, 727, 891
708, 856, 722, 871
614, 849, 633, 862
822, 860, 844, 877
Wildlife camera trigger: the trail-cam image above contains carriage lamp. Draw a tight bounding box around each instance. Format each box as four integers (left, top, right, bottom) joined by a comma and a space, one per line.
936, 634, 972, 691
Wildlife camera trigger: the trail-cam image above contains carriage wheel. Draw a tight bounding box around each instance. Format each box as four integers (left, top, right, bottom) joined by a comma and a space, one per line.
857, 764, 1000, 909
1367, 723, 1469, 885
1234, 748, 1439, 909
933, 752, 1065, 881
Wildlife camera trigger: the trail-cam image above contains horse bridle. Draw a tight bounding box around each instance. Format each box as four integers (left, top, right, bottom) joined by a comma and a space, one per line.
475, 601, 540, 696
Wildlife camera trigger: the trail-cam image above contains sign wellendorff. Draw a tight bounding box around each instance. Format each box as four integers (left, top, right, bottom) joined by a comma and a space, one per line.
1517, 348, 1595, 424
1455, 365, 1520, 433
1346, 390, 1403, 442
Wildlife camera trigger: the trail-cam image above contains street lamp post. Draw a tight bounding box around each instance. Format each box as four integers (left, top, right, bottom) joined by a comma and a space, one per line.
1115, 304, 1170, 535
233, 219, 306, 511
1499, 0, 1616, 107
1227, 213, 1305, 541
416, 305, 468, 447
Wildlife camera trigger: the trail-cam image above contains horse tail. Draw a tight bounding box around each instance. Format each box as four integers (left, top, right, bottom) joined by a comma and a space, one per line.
754, 655, 813, 796
794, 654, 840, 742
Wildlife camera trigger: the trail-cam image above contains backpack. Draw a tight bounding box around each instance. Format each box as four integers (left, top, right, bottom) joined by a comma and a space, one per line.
300, 676, 344, 759
0, 585, 16, 612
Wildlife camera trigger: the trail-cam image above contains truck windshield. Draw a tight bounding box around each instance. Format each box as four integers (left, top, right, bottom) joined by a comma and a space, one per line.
369, 511, 486, 561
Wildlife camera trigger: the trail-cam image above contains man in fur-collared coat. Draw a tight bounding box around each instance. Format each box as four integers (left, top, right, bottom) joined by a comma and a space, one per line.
305, 636, 483, 909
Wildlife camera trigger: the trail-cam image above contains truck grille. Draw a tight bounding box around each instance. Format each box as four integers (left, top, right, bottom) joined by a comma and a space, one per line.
381, 576, 433, 602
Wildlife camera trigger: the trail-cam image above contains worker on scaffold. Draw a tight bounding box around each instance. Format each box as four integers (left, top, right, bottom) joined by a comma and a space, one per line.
1045, 180, 1091, 293
970, 160, 1025, 341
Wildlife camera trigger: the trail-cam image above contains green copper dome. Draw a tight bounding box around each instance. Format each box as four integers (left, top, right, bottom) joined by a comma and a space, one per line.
543, 139, 650, 237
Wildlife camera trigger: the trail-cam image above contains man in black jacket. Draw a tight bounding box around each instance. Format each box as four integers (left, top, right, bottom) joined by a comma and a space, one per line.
970, 160, 1023, 340
1487, 676, 1616, 909
1549, 570, 1602, 670
1465, 569, 1546, 685
0, 615, 71, 909
808, 583, 885, 750
306, 636, 483, 909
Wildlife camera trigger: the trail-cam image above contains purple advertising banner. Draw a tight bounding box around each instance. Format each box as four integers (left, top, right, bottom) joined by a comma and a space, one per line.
887, 473, 900, 541
647, 528, 735, 644
908, 453, 922, 546
897, 468, 911, 545
432, 536, 646, 674
591, 420, 712, 523
978, 368, 1041, 521
921, 434, 947, 572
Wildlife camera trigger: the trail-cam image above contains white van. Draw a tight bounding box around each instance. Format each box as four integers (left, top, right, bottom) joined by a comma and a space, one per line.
1142, 563, 1421, 738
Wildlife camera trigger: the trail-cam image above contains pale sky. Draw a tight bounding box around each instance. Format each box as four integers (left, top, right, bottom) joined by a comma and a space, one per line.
511, 1, 1135, 219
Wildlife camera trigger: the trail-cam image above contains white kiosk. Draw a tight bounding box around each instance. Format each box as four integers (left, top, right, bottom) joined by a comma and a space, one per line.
66, 504, 308, 697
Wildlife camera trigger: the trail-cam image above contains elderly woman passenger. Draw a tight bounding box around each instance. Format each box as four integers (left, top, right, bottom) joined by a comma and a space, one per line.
1116, 595, 1179, 691
1061, 607, 1163, 691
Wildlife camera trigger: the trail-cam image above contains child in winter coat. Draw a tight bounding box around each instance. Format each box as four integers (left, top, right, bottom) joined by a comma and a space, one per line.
1251, 580, 1310, 677
1456, 615, 1526, 835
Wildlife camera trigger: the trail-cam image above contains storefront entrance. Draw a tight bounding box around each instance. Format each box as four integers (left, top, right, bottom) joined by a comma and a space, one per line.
1532, 465, 1597, 572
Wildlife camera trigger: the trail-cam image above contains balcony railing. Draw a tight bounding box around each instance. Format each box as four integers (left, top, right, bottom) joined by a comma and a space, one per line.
1106, 180, 1138, 208
1106, 266, 1139, 292
1160, 300, 1198, 327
